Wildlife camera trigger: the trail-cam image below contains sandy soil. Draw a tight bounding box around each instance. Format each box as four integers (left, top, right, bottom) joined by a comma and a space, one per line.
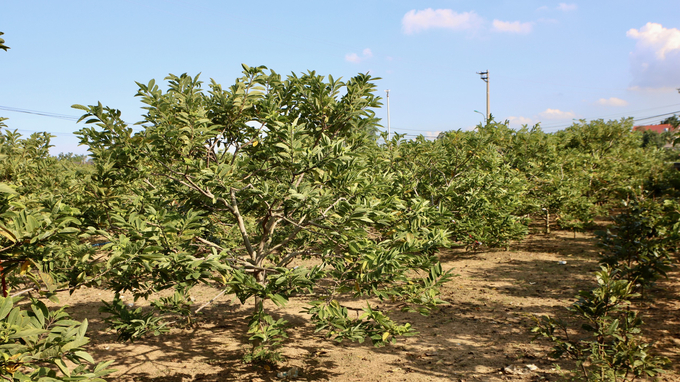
47, 229, 680, 381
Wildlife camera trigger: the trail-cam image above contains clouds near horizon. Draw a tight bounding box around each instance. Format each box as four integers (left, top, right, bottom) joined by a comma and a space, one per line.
507, 116, 535, 126
627, 22, 680, 89
507, 109, 575, 129
596, 97, 629, 107
539, 108, 577, 119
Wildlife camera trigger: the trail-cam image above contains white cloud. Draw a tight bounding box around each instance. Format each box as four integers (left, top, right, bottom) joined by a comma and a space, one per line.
627, 23, 680, 88
345, 48, 373, 63
424, 131, 442, 140
596, 97, 629, 107
492, 20, 533, 34
539, 108, 576, 119
402, 9, 482, 34
345, 53, 361, 63
536, 6, 549, 11
557, 3, 577, 11
627, 22, 680, 60
507, 116, 535, 126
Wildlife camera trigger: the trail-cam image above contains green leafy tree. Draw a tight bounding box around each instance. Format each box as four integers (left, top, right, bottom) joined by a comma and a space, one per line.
536, 118, 668, 231
660, 114, 679, 129
74, 65, 453, 362
0, 127, 113, 381
663, 115, 680, 147
388, 120, 529, 249
0, 130, 107, 295
484, 122, 569, 234
640, 129, 665, 149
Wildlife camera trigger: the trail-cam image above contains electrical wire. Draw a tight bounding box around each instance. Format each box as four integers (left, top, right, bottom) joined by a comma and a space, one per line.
1, 102, 675, 140
540, 109, 680, 132
631, 110, 680, 123
0, 105, 79, 121
0, 105, 146, 135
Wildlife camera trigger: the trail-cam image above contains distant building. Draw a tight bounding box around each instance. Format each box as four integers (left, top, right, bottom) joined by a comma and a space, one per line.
633, 124, 676, 134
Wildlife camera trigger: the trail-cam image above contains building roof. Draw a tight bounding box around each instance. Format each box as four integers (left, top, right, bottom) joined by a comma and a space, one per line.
633, 124, 676, 134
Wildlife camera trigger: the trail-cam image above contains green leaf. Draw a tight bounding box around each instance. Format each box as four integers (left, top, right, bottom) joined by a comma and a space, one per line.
57, 227, 80, 234
72, 350, 95, 364
0, 297, 12, 319
54, 359, 71, 376
78, 318, 89, 338
31, 302, 46, 327
0, 182, 17, 194
62, 338, 89, 352
9, 328, 45, 338
0, 224, 17, 243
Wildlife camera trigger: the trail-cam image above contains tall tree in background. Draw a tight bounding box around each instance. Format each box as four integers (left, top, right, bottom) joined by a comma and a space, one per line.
660, 115, 679, 129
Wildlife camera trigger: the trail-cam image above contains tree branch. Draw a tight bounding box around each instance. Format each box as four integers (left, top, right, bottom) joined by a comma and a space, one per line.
195, 288, 228, 314
230, 188, 256, 262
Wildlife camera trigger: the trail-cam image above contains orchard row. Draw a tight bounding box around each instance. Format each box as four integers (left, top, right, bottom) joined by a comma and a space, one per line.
1, 66, 678, 380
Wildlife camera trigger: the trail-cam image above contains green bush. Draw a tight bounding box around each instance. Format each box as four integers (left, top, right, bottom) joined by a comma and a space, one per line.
0, 297, 114, 381
532, 267, 669, 381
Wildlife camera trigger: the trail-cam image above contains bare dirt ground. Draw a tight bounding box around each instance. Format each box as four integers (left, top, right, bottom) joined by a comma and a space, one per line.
50, 229, 680, 381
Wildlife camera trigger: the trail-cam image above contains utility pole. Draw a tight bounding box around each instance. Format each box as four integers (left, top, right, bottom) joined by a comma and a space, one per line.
477, 70, 489, 123
385, 89, 391, 141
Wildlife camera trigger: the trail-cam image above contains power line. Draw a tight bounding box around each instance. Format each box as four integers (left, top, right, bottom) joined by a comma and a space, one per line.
0, 105, 79, 121
540, 103, 680, 131
0, 105, 145, 135
541, 109, 680, 132
540, 102, 680, 130
631, 110, 680, 123
586, 102, 680, 121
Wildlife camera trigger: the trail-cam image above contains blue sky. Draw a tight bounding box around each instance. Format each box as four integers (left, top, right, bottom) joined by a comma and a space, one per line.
1, 1, 680, 154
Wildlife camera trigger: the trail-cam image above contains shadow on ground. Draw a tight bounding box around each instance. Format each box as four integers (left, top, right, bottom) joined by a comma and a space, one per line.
42, 229, 679, 381
59, 298, 342, 381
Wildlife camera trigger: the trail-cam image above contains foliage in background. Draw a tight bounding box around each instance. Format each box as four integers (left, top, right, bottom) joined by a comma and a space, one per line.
1, 33, 103, 380
0, 126, 113, 380
389, 122, 529, 248
532, 169, 678, 381
660, 115, 679, 130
